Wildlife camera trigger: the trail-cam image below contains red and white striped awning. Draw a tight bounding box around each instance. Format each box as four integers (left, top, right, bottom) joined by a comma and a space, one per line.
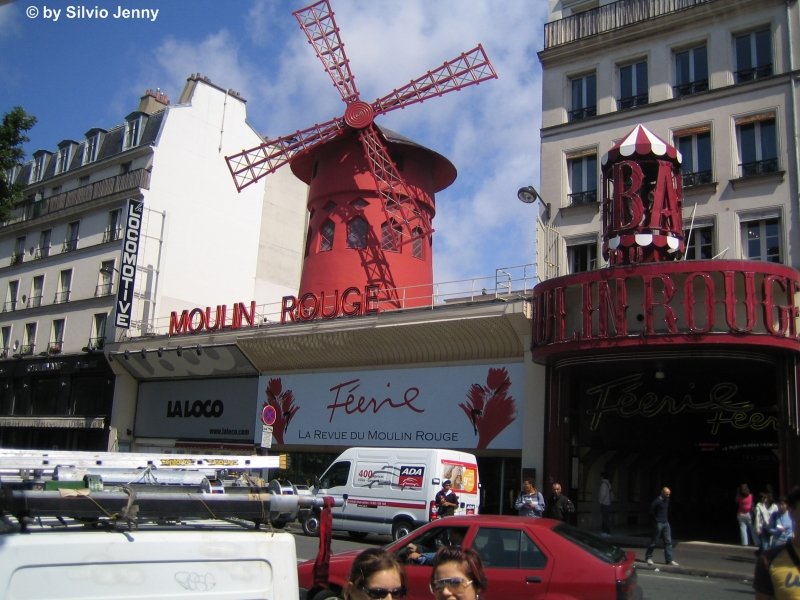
601, 124, 681, 167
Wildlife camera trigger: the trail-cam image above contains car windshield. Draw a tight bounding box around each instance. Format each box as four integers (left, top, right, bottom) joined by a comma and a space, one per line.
552, 522, 627, 563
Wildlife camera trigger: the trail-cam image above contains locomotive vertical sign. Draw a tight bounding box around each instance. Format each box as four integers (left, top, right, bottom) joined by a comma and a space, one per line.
114, 197, 144, 328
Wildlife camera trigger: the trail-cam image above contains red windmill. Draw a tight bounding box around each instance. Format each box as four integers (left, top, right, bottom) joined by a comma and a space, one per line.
225, 0, 497, 317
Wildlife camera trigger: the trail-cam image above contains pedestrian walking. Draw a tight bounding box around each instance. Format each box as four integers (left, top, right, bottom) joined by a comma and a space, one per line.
598, 472, 614, 535
544, 482, 575, 521
645, 486, 679, 567
736, 483, 757, 546
514, 479, 545, 517
754, 486, 800, 600
755, 491, 780, 553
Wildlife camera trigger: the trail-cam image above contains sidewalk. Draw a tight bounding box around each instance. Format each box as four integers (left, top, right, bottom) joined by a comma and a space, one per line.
608, 532, 758, 581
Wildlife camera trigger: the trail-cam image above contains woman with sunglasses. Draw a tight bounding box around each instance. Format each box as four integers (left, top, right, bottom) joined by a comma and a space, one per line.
344, 548, 407, 600
429, 547, 487, 600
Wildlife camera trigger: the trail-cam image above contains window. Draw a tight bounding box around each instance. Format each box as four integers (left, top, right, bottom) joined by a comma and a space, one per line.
320, 461, 351, 489
29, 153, 46, 183
618, 60, 648, 109
30, 275, 44, 308
381, 220, 401, 252
736, 115, 777, 177
124, 116, 142, 149
55, 144, 71, 174
684, 224, 714, 259
735, 28, 773, 83
63, 221, 80, 252
675, 128, 712, 187
346, 216, 368, 249
411, 227, 424, 260
674, 45, 708, 97
1, 326, 10, 359
104, 209, 122, 242
22, 322, 36, 355
320, 219, 335, 252
83, 132, 102, 164
742, 217, 780, 263
567, 240, 598, 273
567, 153, 597, 205
55, 269, 72, 304
11, 236, 25, 265
49, 319, 65, 354
97, 261, 115, 297
89, 313, 108, 350
35, 229, 51, 259
473, 527, 548, 569
569, 73, 596, 121
4, 280, 19, 312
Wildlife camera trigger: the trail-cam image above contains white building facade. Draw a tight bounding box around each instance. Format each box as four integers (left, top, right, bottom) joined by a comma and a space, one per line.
0, 75, 308, 450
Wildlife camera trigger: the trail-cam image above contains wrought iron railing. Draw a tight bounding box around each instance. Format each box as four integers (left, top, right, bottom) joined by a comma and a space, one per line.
735, 64, 773, 84
569, 190, 598, 205
617, 93, 649, 110
1, 168, 151, 228
673, 79, 709, 97
543, 0, 713, 49
739, 159, 779, 178
568, 105, 597, 122
682, 170, 713, 187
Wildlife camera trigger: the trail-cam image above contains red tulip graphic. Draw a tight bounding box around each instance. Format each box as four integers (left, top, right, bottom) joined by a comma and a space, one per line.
263, 377, 299, 444
459, 367, 517, 449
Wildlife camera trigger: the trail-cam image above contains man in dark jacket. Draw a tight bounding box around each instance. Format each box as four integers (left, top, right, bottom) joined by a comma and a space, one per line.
544, 482, 575, 521
435, 480, 459, 517
645, 486, 678, 566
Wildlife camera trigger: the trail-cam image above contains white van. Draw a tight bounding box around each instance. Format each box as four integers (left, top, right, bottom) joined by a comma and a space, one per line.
302, 447, 480, 540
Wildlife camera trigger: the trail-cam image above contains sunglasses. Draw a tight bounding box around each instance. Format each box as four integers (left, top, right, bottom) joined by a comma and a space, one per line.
429, 577, 474, 593
359, 585, 407, 599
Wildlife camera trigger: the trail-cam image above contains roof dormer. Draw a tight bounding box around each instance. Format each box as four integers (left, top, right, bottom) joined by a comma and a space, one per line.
83, 128, 107, 165
55, 139, 78, 175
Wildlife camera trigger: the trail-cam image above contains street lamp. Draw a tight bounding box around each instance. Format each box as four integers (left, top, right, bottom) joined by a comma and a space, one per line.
517, 185, 551, 221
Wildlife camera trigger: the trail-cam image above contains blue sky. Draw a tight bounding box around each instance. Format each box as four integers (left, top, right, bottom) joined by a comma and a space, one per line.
0, 0, 546, 285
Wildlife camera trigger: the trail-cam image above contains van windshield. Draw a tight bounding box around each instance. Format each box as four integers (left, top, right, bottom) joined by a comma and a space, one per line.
320, 461, 350, 488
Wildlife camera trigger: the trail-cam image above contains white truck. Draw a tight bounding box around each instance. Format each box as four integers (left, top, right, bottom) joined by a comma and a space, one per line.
301, 447, 480, 540
0, 449, 333, 600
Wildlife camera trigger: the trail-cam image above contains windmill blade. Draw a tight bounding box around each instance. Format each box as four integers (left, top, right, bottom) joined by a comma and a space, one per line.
294, 0, 359, 103
372, 45, 497, 116
226, 117, 346, 192
357, 124, 434, 244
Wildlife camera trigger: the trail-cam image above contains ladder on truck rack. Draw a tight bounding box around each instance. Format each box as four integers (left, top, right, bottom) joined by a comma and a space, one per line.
0, 450, 331, 531
0, 449, 286, 472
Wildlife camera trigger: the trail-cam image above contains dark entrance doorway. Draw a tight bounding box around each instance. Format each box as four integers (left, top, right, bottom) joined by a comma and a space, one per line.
557, 351, 780, 543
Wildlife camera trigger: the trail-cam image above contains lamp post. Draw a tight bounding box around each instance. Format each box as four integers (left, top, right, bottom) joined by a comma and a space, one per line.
517, 185, 550, 221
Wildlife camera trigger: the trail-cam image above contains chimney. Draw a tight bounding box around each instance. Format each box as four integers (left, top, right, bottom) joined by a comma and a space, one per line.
137, 88, 170, 114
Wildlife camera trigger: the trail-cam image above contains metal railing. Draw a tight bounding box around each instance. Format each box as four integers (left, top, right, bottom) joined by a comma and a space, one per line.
735, 64, 773, 84
673, 79, 709, 97
617, 93, 649, 110
544, 0, 713, 49
569, 190, 598, 205
1, 168, 151, 228
740, 159, 779, 178
133, 265, 536, 337
682, 170, 713, 187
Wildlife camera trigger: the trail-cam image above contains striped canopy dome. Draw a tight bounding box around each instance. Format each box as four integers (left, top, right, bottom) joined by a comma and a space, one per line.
601, 124, 682, 169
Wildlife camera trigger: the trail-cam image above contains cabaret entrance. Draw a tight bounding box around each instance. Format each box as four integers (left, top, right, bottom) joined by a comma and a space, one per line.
545, 350, 785, 543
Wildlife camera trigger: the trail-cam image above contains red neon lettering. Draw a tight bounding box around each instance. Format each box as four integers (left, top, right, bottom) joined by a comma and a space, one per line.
646, 159, 682, 233
643, 274, 677, 334
611, 161, 645, 233
683, 272, 715, 333
281, 295, 298, 324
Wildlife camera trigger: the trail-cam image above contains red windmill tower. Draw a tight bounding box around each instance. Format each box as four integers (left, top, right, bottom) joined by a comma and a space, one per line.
225, 0, 497, 318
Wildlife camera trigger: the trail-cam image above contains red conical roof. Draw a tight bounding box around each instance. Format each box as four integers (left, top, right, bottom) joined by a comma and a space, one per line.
601, 124, 681, 168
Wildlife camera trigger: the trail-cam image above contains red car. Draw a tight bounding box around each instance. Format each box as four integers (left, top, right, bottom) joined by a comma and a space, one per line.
298, 514, 641, 600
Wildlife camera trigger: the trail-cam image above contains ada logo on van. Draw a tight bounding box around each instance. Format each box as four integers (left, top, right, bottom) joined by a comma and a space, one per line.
398, 466, 424, 488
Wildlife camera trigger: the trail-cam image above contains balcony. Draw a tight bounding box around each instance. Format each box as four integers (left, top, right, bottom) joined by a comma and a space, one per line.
740, 159, 778, 178
617, 93, 649, 110
544, 0, 713, 49
19, 344, 35, 356
47, 341, 64, 354
83, 336, 106, 352
102, 227, 123, 243
2, 300, 16, 312
53, 290, 71, 304
28, 294, 43, 308
569, 190, 598, 205
95, 282, 113, 297
682, 170, 713, 187
10, 252, 24, 266
33, 246, 50, 259
1, 168, 151, 228
673, 79, 708, 98
62, 238, 78, 253
735, 64, 773, 84
568, 105, 597, 122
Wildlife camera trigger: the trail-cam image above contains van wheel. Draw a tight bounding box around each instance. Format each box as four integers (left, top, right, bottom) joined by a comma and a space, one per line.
348, 531, 369, 540
311, 589, 343, 600
392, 520, 414, 541
302, 515, 321, 537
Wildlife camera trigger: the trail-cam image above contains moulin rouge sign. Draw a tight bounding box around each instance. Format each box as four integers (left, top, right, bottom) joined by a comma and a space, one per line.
168, 286, 380, 336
